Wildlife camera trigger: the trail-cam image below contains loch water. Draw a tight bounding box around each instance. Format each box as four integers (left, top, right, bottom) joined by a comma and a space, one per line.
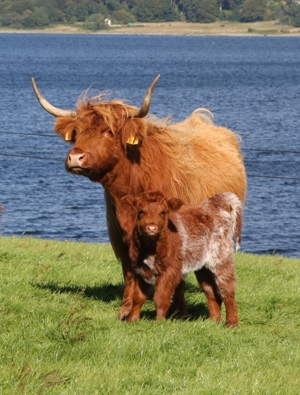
0, 33, 299, 257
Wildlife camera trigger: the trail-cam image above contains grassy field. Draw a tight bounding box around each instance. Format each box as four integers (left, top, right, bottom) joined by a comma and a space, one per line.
1, 20, 300, 35
1, 236, 300, 394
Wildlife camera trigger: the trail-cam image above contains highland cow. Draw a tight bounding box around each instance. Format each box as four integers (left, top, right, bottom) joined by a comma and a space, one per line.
32, 75, 246, 321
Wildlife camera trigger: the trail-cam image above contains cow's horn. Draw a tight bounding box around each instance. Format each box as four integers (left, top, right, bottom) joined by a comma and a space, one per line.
31, 78, 77, 118
130, 74, 160, 118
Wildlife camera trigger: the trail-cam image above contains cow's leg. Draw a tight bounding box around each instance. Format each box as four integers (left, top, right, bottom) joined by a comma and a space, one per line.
214, 259, 238, 327
105, 191, 138, 319
118, 266, 136, 319
195, 267, 222, 323
154, 270, 182, 320
126, 277, 150, 322
113, 251, 151, 321
108, 238, 138, 320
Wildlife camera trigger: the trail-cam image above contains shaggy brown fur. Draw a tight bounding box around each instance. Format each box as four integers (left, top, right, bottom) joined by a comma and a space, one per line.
51, 90, 247, 321
116, 190, 242, 326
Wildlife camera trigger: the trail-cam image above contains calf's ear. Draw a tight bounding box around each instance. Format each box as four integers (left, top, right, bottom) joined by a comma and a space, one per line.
115, 195, 137, 242
167, 198, 184, 211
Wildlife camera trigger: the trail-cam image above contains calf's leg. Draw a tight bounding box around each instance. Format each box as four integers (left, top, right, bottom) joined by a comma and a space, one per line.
154, 270, 182, 320
214, 259, 238, 327
168, 279, 188, 318
195, 267, 222, 323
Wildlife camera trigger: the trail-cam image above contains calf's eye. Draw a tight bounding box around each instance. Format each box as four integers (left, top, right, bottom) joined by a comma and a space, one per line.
138, 210, 145, 218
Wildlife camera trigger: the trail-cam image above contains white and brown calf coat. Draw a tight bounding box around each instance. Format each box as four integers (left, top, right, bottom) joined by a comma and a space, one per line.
116, 190, 242, 326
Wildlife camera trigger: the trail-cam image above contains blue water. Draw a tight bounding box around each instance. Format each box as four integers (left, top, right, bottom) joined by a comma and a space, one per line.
0, 34, 299, 257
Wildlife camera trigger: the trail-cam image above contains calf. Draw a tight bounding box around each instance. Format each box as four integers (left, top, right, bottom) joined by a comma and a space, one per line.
116, 191, 242, 326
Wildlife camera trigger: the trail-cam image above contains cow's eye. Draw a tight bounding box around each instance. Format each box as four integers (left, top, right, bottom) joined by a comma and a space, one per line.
160, 211, 167, 217
106, 129, 113, 136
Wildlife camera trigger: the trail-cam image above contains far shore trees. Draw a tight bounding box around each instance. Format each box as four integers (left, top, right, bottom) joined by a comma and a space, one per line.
0, 0, 300, 29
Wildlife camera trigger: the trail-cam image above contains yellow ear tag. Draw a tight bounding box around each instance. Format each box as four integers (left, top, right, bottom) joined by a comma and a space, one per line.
64, 131, 72, 141
127, 136, 139, 145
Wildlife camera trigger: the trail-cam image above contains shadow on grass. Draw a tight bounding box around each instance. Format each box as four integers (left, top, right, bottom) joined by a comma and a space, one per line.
31, 281, 124, 303
183, 282, 209, 321
31, 280, 209, 321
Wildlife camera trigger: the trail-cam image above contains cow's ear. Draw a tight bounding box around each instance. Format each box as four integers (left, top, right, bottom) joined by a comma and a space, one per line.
121, 118, 147, 149
55, 118, 76, 142
167, 198, 184, 211
115, 195, 137, 242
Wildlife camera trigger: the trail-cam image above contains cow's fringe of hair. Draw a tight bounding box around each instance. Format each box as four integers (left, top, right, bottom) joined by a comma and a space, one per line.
75, 94, 141, 134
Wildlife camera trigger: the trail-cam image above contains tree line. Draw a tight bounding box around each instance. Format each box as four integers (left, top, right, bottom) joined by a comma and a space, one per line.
0, 0, 300, 30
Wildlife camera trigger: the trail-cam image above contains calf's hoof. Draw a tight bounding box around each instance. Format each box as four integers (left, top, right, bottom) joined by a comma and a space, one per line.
226, 319, 239, 328
117, 304, 132, 321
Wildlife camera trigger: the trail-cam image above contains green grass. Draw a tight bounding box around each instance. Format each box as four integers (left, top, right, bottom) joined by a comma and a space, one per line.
1, 236, 300, 394
247, 28, 290, 35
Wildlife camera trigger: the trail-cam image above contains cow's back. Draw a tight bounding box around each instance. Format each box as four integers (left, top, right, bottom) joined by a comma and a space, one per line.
141, 110, 246, 205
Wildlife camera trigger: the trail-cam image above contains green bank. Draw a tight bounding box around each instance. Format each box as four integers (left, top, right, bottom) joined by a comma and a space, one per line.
1, 236, 299, 394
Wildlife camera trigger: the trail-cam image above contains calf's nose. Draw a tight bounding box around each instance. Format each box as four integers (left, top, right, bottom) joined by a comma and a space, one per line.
145, 224, 159, 234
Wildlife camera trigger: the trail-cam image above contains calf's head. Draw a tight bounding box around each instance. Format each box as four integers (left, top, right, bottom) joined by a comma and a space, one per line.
116, 190, 184, 243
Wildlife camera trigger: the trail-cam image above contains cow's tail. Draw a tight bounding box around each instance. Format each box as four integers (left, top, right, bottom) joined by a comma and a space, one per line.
220, 192, 243, 251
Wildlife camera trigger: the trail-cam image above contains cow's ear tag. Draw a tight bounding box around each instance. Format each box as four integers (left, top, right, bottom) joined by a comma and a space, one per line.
64, 131, 72, 141
127, 136, 139, 145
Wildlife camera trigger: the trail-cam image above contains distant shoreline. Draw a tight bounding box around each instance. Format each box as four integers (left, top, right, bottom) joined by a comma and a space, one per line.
1, 21, 300, 36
